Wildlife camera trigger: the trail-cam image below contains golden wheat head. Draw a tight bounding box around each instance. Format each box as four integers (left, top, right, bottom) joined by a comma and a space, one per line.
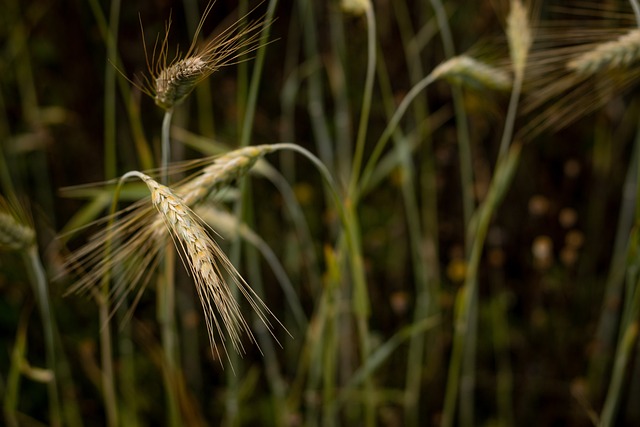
138, 1, 271, 110
64, 147, 282, 363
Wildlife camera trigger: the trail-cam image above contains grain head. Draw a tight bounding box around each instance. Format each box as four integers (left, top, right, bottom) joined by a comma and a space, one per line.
65, 147, 282, 364
432, 55, 512, 91
138, 1, 271, 110
507, 0, 532, 78
0, 197, 35, 251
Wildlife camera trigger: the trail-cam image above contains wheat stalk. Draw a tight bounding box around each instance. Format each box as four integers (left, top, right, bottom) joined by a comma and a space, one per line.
137, 1, 271, 110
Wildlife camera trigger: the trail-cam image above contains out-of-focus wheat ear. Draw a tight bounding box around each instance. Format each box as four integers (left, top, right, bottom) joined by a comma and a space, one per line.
341, 0, 371, 15
567, 29, 640, 75
177, 144, 277, 206
432, 55, 512, 91
0, 198, 35, 251
507, 0, 532, 78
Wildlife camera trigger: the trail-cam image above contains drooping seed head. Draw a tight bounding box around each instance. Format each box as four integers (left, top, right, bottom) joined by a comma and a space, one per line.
432, 55, 512, 91
567, 29, 640, 75
134, 171, 276, 359
63, 157, 283, 365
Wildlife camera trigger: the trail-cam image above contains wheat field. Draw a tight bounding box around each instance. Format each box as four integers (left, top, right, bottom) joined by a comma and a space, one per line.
1, 0, 639, 426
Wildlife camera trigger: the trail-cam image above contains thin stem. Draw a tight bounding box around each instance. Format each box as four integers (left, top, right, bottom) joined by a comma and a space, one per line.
498, 71, 524, 163
23, 246, 61, 427
99, 280, 118, 427
161, 109, 173, 185
239, 0, 279, 148
441, 144, 522, 427
429, 0, 474, 240
104, 0, 121, 180
298, 0, 334, 170
358, 72, 437, 200
159, 109, 180, 426
89, 0, 154, 169
348, 4, 377, 197
630, 0, 640, 27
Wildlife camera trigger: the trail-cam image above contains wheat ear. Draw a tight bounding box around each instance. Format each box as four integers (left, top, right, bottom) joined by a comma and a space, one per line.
139, 1, 271, 110
341, 0, 371, 15
0, 198, 35, 251
507, 0, 532, 78
432, 55, 512, 91
122, 171, 277, 361
567, 29, 640, 75
65, 146, 273, 304
176, 145, 275, 205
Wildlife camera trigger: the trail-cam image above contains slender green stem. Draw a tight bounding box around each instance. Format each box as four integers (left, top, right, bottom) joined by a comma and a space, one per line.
358, 72, 437, 199
298, 0, 334, 170
630, 0, 640, 27
441, 144, 522, 427
497, 71, 524, 163
4, 305, 29, 427
102, 4, 122, 419
87, 0, 154, 170
104, 0, 120, 180
599, 320, 639, 426
374, 32, 437, 423
588, 132, 639, 400
159, 109, 180, 426
348, 4, 377, 197
99, 279, 118, 427
599, 105, 640, 425
429, 0, 474, 239
239, 0, 279, 148
161, 110, 173, 185
23, 246, 61, 427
